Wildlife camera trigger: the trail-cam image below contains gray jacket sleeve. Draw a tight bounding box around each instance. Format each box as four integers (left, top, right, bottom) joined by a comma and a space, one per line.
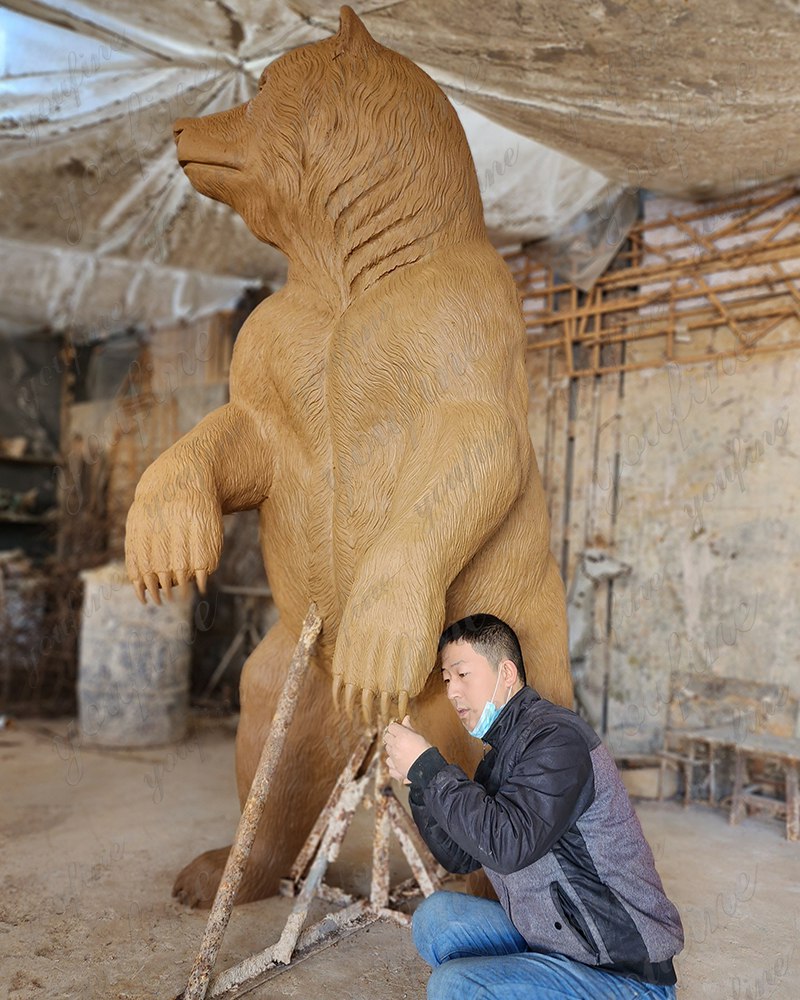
407, 722, 594, 876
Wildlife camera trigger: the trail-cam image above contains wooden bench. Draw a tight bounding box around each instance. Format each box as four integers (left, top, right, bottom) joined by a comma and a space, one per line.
657, 674, 800, 840
727, 730, 800, 841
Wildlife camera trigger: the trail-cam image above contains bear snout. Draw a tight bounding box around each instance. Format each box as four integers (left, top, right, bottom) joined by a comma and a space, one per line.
172, 109, 246, 172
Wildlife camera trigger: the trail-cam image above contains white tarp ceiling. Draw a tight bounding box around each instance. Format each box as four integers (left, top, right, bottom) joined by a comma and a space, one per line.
1, 1, 798, 338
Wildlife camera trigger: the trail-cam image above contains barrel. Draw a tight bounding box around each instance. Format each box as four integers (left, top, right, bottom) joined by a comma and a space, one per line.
77, 561, 193, 746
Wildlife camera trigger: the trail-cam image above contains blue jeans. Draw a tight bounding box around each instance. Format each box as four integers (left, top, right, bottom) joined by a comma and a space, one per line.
412, 891, 677, 1000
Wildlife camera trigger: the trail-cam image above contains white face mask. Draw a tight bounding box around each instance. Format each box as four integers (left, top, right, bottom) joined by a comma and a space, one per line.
468, 671, 512, 740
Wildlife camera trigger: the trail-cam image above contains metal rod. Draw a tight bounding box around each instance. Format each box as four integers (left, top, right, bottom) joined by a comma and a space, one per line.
186, 699, 449, 999
182, 604, 322, 1000
272, 764, 375, 966
289, 730, 375, 882
369, 748, 391, 909
375, 907, 412, 927
209, 903, 378, 1000
208, 761, 376, 997
386, 796, 440, 898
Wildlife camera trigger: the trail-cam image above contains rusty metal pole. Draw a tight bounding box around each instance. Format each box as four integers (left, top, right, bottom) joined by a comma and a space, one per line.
288, 730, 376, 883
386, 796, 440, 898
181, 603, 322, 1000
369, 743, 392, 910
207, 754, 378, 998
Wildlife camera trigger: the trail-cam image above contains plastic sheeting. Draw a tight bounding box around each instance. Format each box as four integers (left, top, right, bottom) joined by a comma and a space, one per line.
1, 1, 797, 337
526, 186, 642, 292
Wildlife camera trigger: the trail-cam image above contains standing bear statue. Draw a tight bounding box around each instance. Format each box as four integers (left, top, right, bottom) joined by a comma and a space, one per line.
125, 6, 573, 907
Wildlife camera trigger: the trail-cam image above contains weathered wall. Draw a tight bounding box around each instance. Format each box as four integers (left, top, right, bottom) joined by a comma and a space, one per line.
526, 192, 800, 754
601, 350, 794, 753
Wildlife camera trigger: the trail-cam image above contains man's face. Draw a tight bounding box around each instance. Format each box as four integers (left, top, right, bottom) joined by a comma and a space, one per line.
440, 640, 506, 733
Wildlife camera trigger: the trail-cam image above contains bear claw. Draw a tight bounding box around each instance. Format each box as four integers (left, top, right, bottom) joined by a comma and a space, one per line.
331, 673, 344, 711
344, 683, 357, 718
361, 688, 374, 724
329, 677, 408, 728
144, 573, 161, 605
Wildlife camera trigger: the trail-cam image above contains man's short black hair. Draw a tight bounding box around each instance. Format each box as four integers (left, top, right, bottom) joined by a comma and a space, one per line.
438, 613, 526, 686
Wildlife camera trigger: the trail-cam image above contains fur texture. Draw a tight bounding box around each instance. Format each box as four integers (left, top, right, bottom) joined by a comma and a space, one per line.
125, 6, 572, 907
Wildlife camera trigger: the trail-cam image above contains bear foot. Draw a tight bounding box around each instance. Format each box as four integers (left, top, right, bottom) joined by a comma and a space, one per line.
172, 846, 230, 908
172, 845, 284, 908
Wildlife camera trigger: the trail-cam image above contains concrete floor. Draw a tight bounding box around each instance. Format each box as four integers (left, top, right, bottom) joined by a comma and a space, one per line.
1, 716, 798, 1000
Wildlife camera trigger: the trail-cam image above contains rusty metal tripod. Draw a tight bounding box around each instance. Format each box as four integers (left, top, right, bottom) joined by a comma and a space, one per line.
180, 603, 445, 1000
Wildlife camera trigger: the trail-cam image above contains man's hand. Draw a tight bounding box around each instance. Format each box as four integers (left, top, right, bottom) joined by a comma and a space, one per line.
383, 715, 432, 785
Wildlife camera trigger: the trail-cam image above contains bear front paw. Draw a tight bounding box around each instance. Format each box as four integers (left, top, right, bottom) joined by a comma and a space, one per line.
125, 472, 223, 604
331, 584, 441, 726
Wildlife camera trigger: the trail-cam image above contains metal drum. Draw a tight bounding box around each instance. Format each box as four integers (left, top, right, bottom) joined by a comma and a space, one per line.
78, 561, 193, 746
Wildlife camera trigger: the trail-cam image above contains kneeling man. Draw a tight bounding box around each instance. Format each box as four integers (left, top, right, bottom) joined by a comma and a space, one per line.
384, 613, 683, 1000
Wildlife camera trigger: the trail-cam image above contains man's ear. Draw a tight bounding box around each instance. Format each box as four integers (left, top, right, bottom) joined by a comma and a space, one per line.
500, 659, 518, 689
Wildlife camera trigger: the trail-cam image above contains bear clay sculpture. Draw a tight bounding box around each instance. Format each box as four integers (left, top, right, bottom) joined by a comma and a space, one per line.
125, 6, 572, 907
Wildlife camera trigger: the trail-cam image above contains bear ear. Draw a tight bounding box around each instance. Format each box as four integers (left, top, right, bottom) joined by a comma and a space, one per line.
334, 5, 377, 56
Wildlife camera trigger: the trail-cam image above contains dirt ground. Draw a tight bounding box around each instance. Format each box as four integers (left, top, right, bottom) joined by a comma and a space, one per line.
1, 715, 798, 1000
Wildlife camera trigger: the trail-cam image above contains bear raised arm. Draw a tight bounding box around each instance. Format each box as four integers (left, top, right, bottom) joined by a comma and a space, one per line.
125, 6, 571, 907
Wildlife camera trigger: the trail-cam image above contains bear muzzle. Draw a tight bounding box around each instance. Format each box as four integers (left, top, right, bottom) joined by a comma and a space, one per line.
173, 115, 244, 174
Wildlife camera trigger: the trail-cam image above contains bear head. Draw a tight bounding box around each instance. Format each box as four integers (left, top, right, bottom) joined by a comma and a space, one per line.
173, 6, 486, 298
